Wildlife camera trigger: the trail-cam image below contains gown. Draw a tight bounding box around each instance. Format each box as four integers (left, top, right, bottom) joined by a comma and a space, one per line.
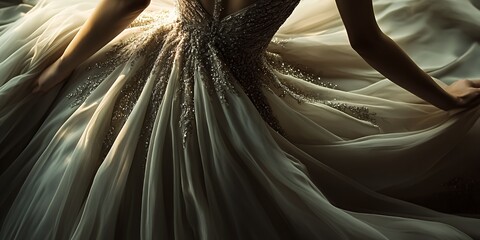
1, 0, 480, 239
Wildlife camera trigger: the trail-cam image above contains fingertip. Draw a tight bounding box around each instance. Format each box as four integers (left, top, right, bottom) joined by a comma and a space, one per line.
472, 79, 480, 88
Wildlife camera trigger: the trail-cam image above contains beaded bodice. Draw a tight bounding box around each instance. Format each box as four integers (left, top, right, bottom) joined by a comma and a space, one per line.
175, 0, 302, 135
178, 0, 300, 65
67, 0, 376, 150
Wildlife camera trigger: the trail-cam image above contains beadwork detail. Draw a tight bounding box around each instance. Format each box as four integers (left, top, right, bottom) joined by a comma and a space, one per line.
65, 0, 377, 152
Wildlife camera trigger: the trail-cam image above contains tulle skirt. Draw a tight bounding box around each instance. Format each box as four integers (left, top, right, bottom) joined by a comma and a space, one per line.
1, 0, 480, 239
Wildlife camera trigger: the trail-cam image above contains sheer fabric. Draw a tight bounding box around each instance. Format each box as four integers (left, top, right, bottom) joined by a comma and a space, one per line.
1, 0, 480, 239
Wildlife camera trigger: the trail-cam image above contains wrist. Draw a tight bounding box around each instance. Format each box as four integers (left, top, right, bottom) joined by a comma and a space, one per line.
437, 86, 462, 110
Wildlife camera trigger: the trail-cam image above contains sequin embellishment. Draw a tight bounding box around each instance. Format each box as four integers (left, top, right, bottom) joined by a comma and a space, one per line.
65, 0, 377, 152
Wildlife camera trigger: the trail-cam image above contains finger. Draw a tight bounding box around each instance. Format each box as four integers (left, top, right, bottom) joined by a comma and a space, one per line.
29, 83, 37, 92
469, 96, 480, 108
467, 90, 480, 100
458, 90, 479, 106
32, 84, 43, 94
31, 82, 38, 93
470, 79, 480, 88
465, 89, 480, 108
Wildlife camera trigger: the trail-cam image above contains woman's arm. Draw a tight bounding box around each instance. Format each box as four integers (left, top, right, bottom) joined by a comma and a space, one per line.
33, 0, 150, 92
335, 0, 480, 110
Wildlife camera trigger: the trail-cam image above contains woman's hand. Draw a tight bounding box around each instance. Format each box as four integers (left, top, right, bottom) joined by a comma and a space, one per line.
32, 58, 74, 93
443, 79, 480, 109
335, 0, 480, 112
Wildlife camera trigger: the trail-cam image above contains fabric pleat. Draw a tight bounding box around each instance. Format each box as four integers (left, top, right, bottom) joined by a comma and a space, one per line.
1, 0, 480, 239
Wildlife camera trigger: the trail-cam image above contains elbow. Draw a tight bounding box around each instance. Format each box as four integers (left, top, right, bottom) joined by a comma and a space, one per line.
348, 31, 385, 55
349, 37, 377, 55
349, 38, 370, 54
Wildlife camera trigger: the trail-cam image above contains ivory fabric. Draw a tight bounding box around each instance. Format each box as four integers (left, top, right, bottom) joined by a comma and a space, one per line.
1, 0, 480, 239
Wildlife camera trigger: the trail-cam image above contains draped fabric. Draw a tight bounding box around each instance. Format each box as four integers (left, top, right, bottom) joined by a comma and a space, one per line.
1, 0, 480, 239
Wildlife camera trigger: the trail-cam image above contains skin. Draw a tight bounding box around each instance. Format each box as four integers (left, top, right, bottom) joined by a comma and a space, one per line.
32, 0, 480, 111
32, 0, 150, 93
335, 0, 480, 110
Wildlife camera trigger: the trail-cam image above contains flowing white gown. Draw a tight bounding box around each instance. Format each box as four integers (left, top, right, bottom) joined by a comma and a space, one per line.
1, 0, 480, 239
